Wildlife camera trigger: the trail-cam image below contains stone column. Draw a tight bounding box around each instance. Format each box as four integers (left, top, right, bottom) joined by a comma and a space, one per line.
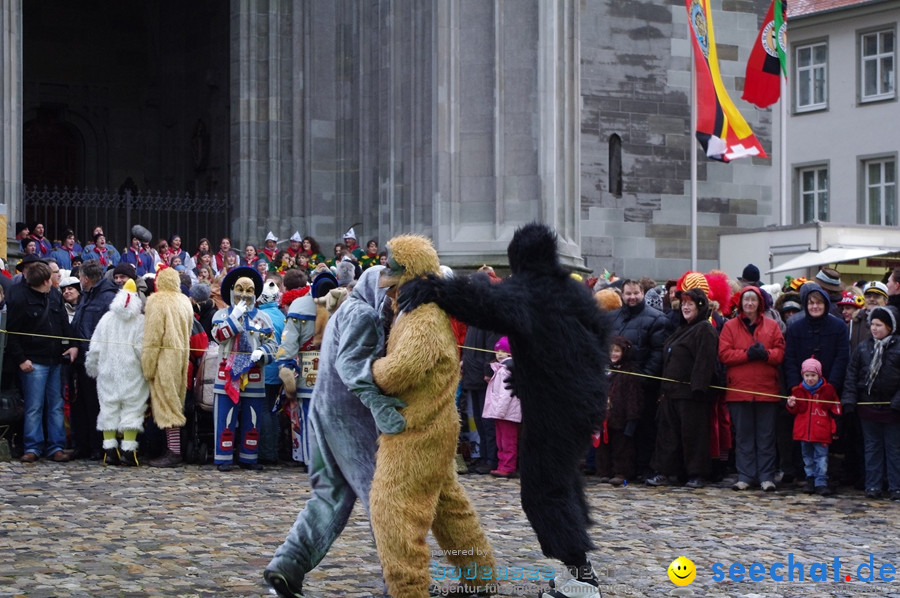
432, 0, 583, 268
0, 0, 22, 253
230, 0, 304, 246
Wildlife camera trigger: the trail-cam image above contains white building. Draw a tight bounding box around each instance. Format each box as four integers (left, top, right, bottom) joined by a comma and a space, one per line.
720, 0, 900, 284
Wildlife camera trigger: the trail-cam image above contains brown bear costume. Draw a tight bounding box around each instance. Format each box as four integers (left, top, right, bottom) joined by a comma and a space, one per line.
369, 234, 496, 598
399, 223, 609, 598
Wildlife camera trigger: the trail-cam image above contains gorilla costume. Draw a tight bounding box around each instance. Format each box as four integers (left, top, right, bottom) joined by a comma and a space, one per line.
400, 222, 609, 598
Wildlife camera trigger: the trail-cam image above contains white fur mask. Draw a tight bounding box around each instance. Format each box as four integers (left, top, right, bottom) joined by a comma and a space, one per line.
258, 280, 281, 305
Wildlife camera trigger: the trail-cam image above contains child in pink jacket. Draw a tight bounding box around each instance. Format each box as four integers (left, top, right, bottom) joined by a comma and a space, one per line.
787, 357, 841, 496
483, 337, 521, 477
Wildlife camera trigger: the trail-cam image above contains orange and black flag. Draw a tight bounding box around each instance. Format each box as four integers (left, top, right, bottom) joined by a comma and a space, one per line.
742, 0, 787, 108
686, 0, 767, 162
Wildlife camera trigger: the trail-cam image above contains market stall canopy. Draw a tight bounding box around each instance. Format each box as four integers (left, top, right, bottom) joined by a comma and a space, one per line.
766, 246, 897, 274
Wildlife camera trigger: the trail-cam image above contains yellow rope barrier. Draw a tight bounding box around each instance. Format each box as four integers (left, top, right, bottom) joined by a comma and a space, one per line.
0, 332, 889, 406
458, 343, 888, 406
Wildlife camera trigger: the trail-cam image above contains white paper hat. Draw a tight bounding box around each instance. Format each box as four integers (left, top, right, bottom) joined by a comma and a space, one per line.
265, 231, 278, 243
343, 227, 357, 240
290, 231, 302, 243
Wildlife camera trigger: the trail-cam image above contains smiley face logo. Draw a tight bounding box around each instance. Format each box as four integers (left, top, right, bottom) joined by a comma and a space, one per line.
668, 556, 696, 586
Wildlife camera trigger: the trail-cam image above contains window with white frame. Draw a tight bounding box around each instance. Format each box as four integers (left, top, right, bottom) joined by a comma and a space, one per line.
800, 166, 829, 222
861, 29, 895, 101
796, 42, 828, 111
864, 159, 897, 225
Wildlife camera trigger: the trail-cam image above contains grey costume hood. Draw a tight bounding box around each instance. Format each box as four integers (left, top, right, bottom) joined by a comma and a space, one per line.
349, 265, 387, 312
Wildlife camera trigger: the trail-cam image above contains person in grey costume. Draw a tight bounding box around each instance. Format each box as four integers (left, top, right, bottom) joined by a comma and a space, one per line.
265, 265, 405, 598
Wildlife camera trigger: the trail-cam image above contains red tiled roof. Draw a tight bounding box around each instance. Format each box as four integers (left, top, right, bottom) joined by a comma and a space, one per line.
789, 0, 885, 18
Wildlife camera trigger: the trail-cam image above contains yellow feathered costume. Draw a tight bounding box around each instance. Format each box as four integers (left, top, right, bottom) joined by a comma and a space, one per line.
141, 267, 194, 428
369, 234, 495, 597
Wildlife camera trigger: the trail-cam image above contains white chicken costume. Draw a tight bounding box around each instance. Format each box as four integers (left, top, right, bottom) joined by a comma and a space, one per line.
85, 278, 149, 466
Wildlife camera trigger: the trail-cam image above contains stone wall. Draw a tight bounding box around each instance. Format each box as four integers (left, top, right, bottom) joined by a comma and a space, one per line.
580, 0, 776, 281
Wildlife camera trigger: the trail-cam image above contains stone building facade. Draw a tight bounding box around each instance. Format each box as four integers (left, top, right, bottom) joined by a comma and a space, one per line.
1, 0, 776, 278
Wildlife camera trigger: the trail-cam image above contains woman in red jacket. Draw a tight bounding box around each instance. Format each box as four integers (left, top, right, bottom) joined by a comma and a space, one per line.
718, 286, 785, 492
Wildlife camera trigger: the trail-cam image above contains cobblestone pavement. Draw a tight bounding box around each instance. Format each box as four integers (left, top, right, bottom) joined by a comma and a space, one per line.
2, 460, 900, 598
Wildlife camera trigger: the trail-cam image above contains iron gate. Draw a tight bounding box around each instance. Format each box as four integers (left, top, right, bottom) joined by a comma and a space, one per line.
23, 186, 231, 253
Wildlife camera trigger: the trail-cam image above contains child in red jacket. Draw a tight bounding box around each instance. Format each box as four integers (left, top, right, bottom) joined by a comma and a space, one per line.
787, 357, 841, 495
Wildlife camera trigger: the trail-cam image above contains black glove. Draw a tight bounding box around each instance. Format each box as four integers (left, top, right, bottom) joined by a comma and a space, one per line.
842, 402, 855, 415
503, 371, 517, 398
397, 275, 440, 313
624, 420, 638, 438
746, 342, 768, 362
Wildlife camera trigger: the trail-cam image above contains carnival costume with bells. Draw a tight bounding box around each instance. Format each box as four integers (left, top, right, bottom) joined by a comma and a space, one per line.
211, 267, 277, 470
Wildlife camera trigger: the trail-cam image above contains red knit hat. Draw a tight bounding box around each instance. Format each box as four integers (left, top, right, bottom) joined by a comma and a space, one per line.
801, 357, 822, 377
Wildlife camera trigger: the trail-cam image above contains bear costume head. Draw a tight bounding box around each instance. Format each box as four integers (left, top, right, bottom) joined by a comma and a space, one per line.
378, 234, 441, 289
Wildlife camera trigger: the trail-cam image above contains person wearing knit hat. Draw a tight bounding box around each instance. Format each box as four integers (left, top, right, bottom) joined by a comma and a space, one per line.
815, 268, 844, 317
787, 356, 841, 495
842, 304, 900, 500
801, 357, 822, 377
815, 267, 843, 292
15, 222, 29, 250
643, 286, 664, 312
189, 283, 216, 338
483, 336, 520, 478
775, 290, 803, 322
112, 262, 137, 284
738, 263, 761, 287
190, 282, 211, 303
646, 286, 719, 490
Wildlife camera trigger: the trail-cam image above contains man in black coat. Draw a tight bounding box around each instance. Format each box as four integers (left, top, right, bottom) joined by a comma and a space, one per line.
6, 261, 78, 462
400, 223, 608, 598
610, 279, 669, 476
70, 259, 118, 459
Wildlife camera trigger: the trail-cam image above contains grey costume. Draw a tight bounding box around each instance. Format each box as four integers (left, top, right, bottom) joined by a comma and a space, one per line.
267, 265, 395, 588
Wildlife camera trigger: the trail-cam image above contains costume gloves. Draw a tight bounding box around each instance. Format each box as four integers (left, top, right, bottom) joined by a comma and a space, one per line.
358, 390, 408, 435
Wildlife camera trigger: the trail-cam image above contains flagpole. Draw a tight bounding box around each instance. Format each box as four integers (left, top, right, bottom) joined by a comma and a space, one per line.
780, 73, 788, 226
690, 25, 698, 272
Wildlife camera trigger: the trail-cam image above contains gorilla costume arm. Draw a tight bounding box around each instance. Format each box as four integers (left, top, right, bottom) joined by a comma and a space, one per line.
399, 274, 530, 337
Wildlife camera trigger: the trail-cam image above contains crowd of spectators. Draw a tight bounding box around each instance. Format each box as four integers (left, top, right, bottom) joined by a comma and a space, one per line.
2, 221, 383, 467
5, 219, 900, 502
573, 263, 900, 500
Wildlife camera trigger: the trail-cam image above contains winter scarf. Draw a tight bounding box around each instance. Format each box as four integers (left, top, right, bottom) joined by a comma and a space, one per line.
866, 334, 893, 393
802, 377, 824, 394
